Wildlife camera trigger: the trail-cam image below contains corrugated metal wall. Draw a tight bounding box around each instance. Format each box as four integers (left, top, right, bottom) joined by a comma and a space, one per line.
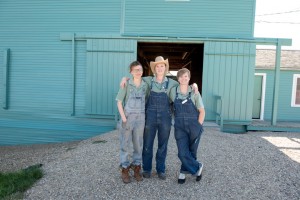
202, 41, 256, 122
255, 69, 300, 121
0, 0, 262, 143
123, 0, 255, 38
0, 0, 121, 117
85, 39, 136, 117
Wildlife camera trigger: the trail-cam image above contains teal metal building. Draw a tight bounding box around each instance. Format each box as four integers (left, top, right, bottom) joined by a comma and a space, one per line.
249, 49, 300, 132
0, 0, 296, 145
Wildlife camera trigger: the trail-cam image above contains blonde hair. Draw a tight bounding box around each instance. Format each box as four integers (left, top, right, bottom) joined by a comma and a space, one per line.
177, 68, 191, 79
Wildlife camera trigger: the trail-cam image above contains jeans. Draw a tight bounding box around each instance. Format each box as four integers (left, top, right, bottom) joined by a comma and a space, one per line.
173, 92, 204, 175
142, 90, 171, 174
119, 113, 145, 168
174, 118, 203, 174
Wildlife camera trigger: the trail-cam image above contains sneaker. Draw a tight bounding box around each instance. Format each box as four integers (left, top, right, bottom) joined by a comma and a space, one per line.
178, 173, 186, 184
158, 173, 166, 180
142, 172, 151, 178
196, 163, 203, 182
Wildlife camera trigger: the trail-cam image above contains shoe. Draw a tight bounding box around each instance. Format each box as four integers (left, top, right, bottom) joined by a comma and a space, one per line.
158, 173, 166, 180
178, 173, 186, 184
133, 165, 143, 181
142, 172, 151, 178
196, 163, 203, 182
121, 167, 131, 184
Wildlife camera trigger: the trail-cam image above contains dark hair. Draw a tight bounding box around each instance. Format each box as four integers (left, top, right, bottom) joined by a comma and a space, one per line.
177, 68, 191, 79
129, 61, 142, 72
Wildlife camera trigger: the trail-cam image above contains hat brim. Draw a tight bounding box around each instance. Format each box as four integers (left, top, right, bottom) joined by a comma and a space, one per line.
150, 59, 169, 76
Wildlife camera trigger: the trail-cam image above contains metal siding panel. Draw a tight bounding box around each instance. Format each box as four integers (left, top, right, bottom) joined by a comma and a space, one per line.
124, 0, 255, 38
223, 43, 232, 119
86, 39, 136, 116
0, 52, 3, 106
230, 43, 239, 119
246, 44, 256, 119
257, 69, 300, 121
236, 43, 246, 119
74, 41, 87, 115
278, 71, 300, 120
202, 42, 213, 118
203, 41, 255, 121
0, 0, 121, 117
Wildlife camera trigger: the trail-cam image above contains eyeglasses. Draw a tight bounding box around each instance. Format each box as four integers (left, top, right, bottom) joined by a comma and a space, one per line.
131, 69, 143, 73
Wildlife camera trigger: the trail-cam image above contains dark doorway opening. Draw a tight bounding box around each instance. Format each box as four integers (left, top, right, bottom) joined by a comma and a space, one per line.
137, 42, 204, 92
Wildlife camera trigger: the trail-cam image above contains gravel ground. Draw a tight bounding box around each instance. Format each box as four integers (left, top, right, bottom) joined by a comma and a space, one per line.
1, 127, 300, 200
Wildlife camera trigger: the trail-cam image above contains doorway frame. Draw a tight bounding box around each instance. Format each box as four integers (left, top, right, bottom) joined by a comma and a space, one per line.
254, 73, 267, 120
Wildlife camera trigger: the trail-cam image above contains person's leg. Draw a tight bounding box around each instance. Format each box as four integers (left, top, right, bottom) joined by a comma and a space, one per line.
119, 120, 133, 183
132, 114, 145, 166
142, 113, 157, 176
119, 121, 132, 168
174, 125, 190, 184
175, 124, 200, 175
131, 114, 145, 181
188, 121, 204, 181
155, 112, 171, 177
189, 123, 203, 161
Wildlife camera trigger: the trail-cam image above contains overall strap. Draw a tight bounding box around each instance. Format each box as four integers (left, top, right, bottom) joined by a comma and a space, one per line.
175, 86, 179, 98
188, 86, 192, 99
150, 77, 154, 90
165, 77, 169, 89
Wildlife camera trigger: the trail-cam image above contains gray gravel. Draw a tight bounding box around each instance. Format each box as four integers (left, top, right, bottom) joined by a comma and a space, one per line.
16, 127, 300, 199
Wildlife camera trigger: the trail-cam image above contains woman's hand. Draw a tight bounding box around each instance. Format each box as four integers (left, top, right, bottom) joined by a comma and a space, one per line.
191, 83, 199, 94
120, 77, 129, 88
198, 119, 204, 125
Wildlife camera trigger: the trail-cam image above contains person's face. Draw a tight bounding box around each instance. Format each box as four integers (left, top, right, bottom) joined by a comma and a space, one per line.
178, 72, 190, 85
130, 65, 143, 78
155, 63, 166, 76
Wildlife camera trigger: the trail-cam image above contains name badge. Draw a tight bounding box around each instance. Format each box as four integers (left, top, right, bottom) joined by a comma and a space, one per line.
182, 99, 187, 104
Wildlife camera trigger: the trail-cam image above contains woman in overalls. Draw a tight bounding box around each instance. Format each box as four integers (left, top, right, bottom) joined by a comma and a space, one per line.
141, 56, 179, 180
116, 61, 149, 183
169, 68, 205, 184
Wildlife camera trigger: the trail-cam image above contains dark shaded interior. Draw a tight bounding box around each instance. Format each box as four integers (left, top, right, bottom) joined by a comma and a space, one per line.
137, 42, 204, 91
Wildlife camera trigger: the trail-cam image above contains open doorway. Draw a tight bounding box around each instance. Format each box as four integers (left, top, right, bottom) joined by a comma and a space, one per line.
137, 42, 204, 92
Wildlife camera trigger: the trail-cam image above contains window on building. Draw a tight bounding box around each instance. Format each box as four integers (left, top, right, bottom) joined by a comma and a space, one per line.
291, 74, 300, 107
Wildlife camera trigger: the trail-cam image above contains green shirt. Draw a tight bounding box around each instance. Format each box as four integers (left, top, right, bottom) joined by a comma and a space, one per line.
169, 86, 205, 109
142, 76, 179, 97
116, 79, 149, 104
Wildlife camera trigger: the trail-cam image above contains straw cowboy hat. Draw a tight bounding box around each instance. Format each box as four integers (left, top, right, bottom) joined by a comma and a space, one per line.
150, 56, 169, 75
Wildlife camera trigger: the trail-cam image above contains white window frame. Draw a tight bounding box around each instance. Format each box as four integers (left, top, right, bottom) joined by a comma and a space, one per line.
291, 74, 300, 107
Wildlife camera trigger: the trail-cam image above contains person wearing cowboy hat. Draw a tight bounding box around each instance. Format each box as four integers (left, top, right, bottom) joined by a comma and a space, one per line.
141, 56, 180, 180
119, 56, 198, 180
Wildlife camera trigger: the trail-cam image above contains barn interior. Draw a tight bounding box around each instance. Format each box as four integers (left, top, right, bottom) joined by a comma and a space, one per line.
137, 42, 204, 91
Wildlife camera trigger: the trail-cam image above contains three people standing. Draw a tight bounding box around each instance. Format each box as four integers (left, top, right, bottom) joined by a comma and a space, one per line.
116, 57, 205, 184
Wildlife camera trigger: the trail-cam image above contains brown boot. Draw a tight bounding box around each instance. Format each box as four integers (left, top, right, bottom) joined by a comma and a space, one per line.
121, 167, 131, 184
133, 165, 143, 181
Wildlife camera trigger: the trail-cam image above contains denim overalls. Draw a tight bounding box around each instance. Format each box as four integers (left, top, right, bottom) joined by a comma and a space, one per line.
119, 84, 146, 168
142, 78, 172, 174
173, 87, 204, 175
